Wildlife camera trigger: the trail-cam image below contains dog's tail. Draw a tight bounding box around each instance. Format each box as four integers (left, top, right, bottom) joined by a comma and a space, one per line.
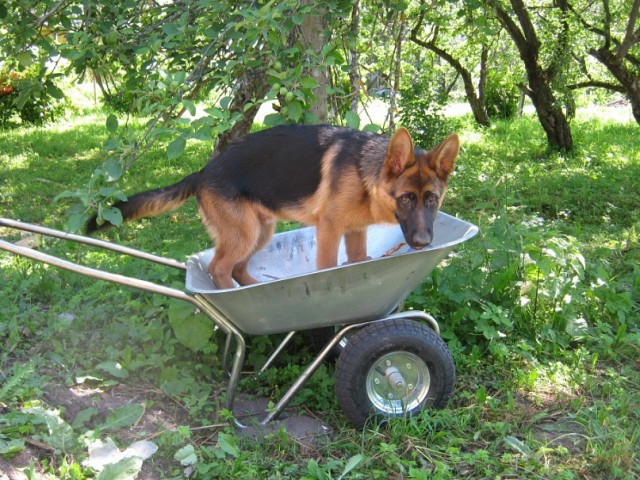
86, 171, 201, 233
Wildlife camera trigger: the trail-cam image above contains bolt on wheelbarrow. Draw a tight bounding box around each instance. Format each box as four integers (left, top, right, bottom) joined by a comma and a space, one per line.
0, 213, 478, 427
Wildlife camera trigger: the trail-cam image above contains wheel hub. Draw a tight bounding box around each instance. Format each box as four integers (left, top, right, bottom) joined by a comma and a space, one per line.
366, 351, 430, 414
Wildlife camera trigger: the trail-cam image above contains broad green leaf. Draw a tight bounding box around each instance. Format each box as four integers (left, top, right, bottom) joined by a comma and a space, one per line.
102, 159, 123, 181
24, 406, 78, 453
0, 437, 25, 457
106, 114, 118, 133
263, 113, 285, 127
167, 137, 186, 160
100, 404, 145, 431
16, 51, 34, 67
96, 457, 143, 480
345, 111, 360, 130
503, 435, 532, 455
174, 444, 197, 466
96, 361, 129, 379
66, 213, 89, 233
72, 407, 99, 429
168, 301, 214, 352
182, 99, 196, 116
301, 76, 318, 89
287, 100, 303, 121
217, 433, 239, 458
220, 96, 233, 110
102, 207, 123, 227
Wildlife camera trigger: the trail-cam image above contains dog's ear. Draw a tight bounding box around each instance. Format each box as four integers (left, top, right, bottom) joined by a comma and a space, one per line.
429, 133, 459, 181
386, 127, 415, 176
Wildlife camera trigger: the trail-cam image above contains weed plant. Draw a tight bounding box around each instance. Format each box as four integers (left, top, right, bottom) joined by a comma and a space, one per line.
0, 107, 638, 479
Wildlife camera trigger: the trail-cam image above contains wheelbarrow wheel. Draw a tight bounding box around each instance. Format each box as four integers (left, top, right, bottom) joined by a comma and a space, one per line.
334, 318, 455, 427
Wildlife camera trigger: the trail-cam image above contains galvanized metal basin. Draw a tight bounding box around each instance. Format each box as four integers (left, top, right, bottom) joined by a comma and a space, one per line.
186, 212, 478, 335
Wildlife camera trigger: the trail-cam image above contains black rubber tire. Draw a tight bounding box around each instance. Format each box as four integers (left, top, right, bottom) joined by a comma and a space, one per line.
334, 318, 455, 427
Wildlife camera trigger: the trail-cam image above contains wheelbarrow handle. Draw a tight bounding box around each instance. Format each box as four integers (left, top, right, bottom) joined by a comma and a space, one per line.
0, 217, 192, 304
0, 217, 186, 270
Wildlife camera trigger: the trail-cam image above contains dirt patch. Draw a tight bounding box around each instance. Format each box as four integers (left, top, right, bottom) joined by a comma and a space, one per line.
2, 383, 331, 479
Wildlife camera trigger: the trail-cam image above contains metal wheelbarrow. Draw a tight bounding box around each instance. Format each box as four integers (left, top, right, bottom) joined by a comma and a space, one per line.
0, 213, 478, 427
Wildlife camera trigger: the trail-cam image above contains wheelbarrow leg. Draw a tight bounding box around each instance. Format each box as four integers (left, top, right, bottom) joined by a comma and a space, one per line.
221, 333, 233, 376
259, 331, 297, 374
193, 295, 247, 426
259, 323, 360, 425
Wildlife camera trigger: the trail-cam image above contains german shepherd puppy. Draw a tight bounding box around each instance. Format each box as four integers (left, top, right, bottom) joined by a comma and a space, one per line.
88, 125, 459, 289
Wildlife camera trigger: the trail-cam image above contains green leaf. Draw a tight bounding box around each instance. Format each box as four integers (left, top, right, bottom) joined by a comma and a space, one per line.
362, 123, 381, 133
167, 300, 214, 352
66, 213, 89, 233
337, 454, 365, 480
102, 207, 123, 227
286, 100, 303, 121
263, 113, 286, 127
167, 137, 186, 160
24, 406, 78, 453
106, 114, 119, 133
100, 404, 145, 431
96, 361, 129, 379
102, 159, 123, 181
182, 99, 196, 116
16, 51, 34, 67
174, 444, 197, 466
503, 435, 532, 455
0, 437, 25, 457
96, 457, 143, 480
72, 407, 99, 429
217, 433, 239, 458
301, 76, 318, 89
220, 96, 233, 110
345, 111, 360, 130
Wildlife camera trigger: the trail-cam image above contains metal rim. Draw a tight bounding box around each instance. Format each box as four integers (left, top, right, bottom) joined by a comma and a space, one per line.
366, 351, 430, 415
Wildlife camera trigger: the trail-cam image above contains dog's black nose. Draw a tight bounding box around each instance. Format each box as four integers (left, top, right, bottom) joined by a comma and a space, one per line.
409, 232, 432, 249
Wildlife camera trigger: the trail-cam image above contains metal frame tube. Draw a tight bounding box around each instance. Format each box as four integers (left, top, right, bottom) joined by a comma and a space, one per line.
0, 218, 186, 270
259, 331, 297, 374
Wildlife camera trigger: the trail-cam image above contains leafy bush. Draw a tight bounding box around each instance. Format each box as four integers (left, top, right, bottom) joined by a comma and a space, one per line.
484, 70, 521, 118
0, 65, 66, 127
397, 83, 458, 147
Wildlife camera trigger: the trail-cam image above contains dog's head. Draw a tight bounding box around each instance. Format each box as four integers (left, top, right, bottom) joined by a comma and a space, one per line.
384, 128, 459, 249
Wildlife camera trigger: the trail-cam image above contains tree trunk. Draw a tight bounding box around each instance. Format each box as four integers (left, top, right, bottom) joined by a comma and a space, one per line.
301, 0, 329, 123
490, 0, 573, 151
410, 12, 491, 127
349, 0, 361, 115
590, 48, 640, 125
211, 67, 270, 157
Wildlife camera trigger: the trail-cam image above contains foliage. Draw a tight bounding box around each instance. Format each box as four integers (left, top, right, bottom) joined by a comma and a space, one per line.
0, 65, 66, 127
484, 68, 521, 118
397, 80, 458, 147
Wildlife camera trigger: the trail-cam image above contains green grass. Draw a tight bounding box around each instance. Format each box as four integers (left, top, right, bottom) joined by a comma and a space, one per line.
0, 107, 638, 479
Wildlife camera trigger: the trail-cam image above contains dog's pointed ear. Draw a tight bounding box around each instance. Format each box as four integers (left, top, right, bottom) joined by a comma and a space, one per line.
430, 133, 459, 181
385, 127, 415, 177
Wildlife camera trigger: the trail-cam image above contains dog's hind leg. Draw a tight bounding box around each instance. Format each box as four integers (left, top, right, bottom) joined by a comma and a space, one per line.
231, 215, 276, 286
198, 193, 262, 289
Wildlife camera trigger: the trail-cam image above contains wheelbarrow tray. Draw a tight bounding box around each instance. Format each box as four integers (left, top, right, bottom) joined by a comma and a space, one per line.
186, 212, 478, 335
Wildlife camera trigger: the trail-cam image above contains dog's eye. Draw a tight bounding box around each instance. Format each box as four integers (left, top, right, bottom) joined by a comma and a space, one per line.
425, 193, 438, 206
399, 194, 413, 204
